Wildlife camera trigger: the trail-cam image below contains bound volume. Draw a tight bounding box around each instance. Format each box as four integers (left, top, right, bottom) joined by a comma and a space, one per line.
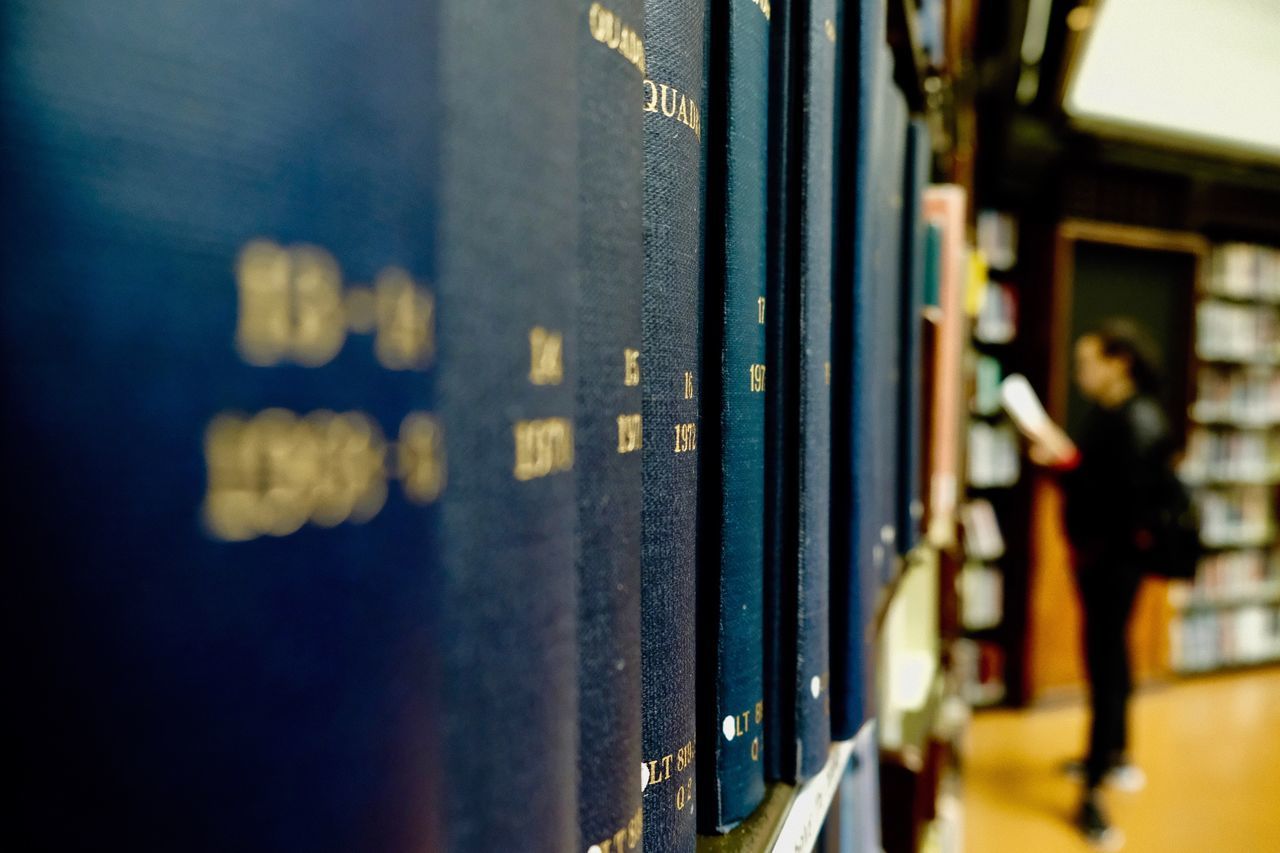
640, 0, 705, 847
4, 2, 583, 850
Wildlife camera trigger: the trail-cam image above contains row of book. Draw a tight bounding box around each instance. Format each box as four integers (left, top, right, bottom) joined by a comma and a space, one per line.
972, 280, 1017, 345
953, 638, 1006, 707
3, 0, 972, 850
1208, 242, 1280, 302
1195, 300, 1280, 363
1171, 605, 1280, 673
1191, 365, 1280, 425
966, 422, 1020, 488
1198, 486, 1277, 548
1178, 246, 1280, 675
1170, 547, 1280, 608
976, 210, 1017, 274
1181, 426, 1280, 485
960, 563, 1002, 631
972, 354, 1004, 415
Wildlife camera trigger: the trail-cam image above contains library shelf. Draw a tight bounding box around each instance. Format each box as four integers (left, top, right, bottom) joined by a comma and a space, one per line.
1195, 352, 1280, 368
1201, 531, 1278, 550
1181, 473, 1280, 487
1188, 412, 1280, 428
1172, 583, 1280, 611
695, 723, 876, 853
1174, 654, 1280, 677
1200, 288, 1280, 307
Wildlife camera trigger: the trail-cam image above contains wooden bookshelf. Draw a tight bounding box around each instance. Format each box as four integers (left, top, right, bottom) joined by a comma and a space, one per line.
1173, 241, 1280, 674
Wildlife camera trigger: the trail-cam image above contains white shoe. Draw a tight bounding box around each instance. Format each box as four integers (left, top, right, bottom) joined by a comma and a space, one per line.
1106, 763, 1146, 793
1077, 799, 1126, 850
1061, 758, 1146, 793
1088, 826, 1127, 852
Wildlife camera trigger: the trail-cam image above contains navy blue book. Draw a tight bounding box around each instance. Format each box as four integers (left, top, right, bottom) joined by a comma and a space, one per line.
640, 0, 704, 848
577, 1, 646, 851
791, 0, 839, 779
871, 78, 909, 583
697, 0, 770, 831
765, 0, 837, 783
896, 119, 932, 555
831, 0, 888, 740
3, 2, 581, 851
763, 0, 799, 786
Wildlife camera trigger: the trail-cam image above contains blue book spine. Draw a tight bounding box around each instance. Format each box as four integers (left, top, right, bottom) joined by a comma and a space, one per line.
897, 119, 932, 555
640, 0, 704, 847
763, 0, 797, 785
765, 0, 837, 784
697, 0, 770, 831
792, 0, 838, 779
577, 2, 646, 852
4, 2, 581, 851
831, 0, 887, 740
872, 75, 909, 584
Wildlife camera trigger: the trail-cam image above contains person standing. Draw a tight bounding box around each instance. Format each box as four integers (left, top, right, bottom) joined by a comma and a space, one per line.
1030, 318, 1174, 851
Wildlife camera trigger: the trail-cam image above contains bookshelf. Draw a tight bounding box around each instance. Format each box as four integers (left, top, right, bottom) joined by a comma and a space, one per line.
695, 726, 876, 853
1173, 242, 1280, 674
951, 211, 1024, 709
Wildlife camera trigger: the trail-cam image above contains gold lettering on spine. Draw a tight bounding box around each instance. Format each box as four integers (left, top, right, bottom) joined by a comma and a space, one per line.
676, 740, 694, 771
644, 740, 695, 813
749, 363, 766, 392
203, 409, 390, 542
528, 326, 565, 385
748, 0, 772, 20
234, 239, 434, 370
757, 296, 766, 324
675, 776, 693, 811
824, 360, 832, 385
513, 417, 574, 481
643, 79, 658, 113
588, 3, 646, 75
824, 18, 837, 42
673, 422, 697, 453
398, 413, 446, 503
616, 413, 642, 453
586, 805, 642, 853
374, 267, 435, 370
236, 241, 346, 367
623, 348, 640, 386
683, 371, 694, 399
660, 84, 677, 117
642, 79, 702, 139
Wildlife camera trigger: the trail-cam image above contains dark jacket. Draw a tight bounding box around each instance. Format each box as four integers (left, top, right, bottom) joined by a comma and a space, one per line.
1061, 394, 1174, 563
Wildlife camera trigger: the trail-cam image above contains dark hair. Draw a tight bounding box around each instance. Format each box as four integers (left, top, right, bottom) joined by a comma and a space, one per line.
1083, 317, 1163, 393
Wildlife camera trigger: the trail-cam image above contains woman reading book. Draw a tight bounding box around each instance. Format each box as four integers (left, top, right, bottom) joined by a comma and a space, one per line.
1007, 319, 1174, 851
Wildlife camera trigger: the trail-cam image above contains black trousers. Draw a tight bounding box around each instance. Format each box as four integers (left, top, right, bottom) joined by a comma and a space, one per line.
1076, 555, 1142, 790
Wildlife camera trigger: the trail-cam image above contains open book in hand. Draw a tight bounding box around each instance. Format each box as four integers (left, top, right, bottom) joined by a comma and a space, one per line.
999, 374, 1077, 465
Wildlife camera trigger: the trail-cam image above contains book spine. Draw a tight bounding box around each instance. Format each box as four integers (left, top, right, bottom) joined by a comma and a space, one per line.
792, 0, 838, 779
640, 0, 705, 847
831, 0, 887, 740
4, 2, 582, 850
922, 185, 969, 548
697, 0, 770, 830
873, 78, 909, 582
766, 0, 837, 784
576, 2, 647, 852
763, 0, 798, 783
897, 119, 932, 555
438, 4, 582, 848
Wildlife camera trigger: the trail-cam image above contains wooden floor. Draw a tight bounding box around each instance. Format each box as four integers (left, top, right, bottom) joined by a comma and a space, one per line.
963, 668, 1280, 852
